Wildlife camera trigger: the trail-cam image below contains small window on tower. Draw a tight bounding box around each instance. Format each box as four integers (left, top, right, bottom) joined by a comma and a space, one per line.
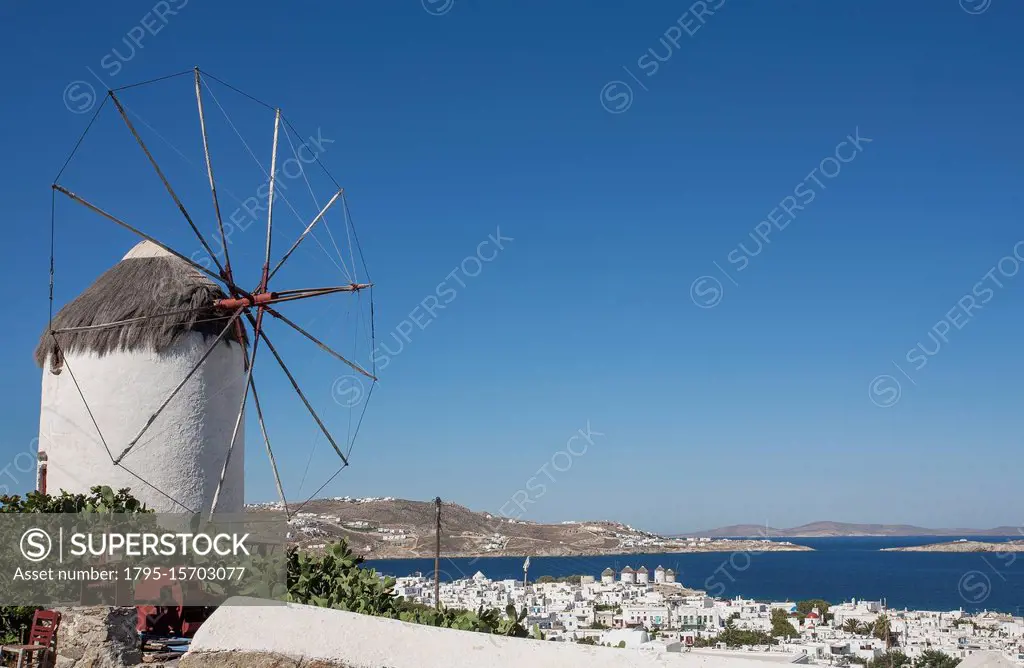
50, 349, 64, 375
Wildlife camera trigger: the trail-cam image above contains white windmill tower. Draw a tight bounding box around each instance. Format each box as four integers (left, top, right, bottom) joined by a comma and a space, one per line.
38, 68, 378, 517
37, 240, 249, 513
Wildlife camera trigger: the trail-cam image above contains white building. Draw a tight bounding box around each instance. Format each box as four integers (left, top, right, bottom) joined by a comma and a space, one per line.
830, 599, 885, 626
621, 566, 636, 584
385, 569, 1024, 667
36, 241, 246, 513
623, 603, 670, 628
600, 628, 649, 648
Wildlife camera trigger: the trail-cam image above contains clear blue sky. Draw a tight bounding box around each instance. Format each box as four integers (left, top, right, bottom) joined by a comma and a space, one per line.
1, 0, 1022, 534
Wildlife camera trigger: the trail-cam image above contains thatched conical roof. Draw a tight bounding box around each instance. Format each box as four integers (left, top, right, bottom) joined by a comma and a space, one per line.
36, 241, 245, 366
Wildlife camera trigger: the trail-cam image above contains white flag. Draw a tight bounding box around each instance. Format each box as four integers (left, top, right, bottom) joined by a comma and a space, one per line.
523, 556, 530, 572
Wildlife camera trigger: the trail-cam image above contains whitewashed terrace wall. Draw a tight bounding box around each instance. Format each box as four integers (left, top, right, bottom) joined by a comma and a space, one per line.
180, 597, 802, 668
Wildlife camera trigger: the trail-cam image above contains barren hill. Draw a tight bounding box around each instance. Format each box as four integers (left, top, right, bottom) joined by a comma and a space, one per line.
683, 521, 1021, 538
248, 497, 811, 560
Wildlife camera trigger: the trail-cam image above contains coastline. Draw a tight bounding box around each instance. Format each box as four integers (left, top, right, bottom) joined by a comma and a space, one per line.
363, 537, 1024, 613
361, 539, 813, 561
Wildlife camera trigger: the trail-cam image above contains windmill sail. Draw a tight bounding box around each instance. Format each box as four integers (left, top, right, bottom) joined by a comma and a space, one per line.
43, 68, 378, 518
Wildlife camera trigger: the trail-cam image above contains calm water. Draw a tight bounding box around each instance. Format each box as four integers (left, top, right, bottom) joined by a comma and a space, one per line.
365, 537, 1024, 614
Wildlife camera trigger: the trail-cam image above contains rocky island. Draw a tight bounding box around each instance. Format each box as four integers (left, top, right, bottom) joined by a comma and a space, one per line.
882, 539, 1024, 552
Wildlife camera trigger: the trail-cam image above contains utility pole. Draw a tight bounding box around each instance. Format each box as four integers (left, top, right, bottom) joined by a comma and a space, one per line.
434, 496, 441, 609
884, 597, 891, 650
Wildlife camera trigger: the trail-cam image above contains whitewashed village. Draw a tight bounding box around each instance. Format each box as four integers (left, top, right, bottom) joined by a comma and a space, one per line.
390, 566, 1024, 666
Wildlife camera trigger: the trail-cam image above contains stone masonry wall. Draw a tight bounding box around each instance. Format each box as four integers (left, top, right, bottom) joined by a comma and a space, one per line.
52, 606, 141, 668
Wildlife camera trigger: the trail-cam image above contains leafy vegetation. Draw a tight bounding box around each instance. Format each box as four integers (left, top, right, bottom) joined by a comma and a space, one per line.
286, 541, 532, 637
868, 650, 911, 668
0, 486, 151, 643
771, 608, 799, 638
842, 617, 888, 639
535, 574, 583, 585
855, 648, 958, 668
0, 606, 36, 644
796, 599, 832, 621
914, 650, 960, 668
0, 486, 150, 514
693, 618, 777, 647
873, 615, 892, 642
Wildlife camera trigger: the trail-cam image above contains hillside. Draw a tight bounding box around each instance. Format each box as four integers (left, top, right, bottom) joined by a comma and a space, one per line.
683, 521, 1022, 538
247, 497, 812, 559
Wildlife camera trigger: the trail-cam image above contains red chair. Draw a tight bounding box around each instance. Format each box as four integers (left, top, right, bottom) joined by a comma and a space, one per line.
0, 610, 61, 667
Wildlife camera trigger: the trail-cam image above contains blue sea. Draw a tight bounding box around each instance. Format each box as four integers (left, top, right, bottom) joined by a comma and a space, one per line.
365, 537, 1024, 615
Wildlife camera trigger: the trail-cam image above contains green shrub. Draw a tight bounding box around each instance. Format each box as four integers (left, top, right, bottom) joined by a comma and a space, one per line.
0, 486, 151, 643
286, 540, 531, 637
0, 485, 150, 514
0, 606, 36, 644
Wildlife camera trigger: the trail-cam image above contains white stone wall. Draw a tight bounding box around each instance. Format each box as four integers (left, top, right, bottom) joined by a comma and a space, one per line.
183, 598, 810, 668
38, 333, 246, 514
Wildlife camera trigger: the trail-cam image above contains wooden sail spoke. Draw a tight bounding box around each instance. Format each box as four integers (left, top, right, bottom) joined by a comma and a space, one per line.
250, 373, 290, 517
261, 109, 282, 292
50, 305, 222, 336
51, 184, 244, 294
213, 283, 371, 310
49, 335, 195, 512
263, 305, 377, 381
209, 309, 264, 518
108, 90, 227, 281
244, 312, 350, 466
113, 308, 244, 464
194, 67, 236, 288
267, 188, 344, 283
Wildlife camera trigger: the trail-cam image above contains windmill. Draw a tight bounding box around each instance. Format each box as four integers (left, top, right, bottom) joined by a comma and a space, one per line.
39, 68, 377, 520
